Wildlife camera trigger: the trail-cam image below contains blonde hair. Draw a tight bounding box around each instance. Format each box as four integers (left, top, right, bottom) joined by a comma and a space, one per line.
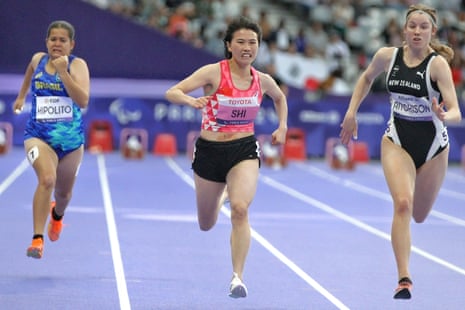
405, 4, 454, 63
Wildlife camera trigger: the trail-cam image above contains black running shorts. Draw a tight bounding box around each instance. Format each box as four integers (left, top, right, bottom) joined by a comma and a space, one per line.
192, 135, 261, 182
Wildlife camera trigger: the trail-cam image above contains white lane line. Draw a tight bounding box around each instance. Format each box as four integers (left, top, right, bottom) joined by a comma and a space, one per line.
260, 173, 465, 277
440, 188, 465, 201
297, 163, 465, 227
0, 158, 29, 196
97, 154, 131, 310
165, 157, 350, 310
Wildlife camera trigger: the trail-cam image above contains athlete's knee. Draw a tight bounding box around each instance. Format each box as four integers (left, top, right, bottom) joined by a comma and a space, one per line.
393, 196, 412, 216
230, 201, 249, 224
197, 211, 218, 231
198, 219, 216, 231
412, 206, 432, 223
38, 173, 56, 190
413, 215, 427, 223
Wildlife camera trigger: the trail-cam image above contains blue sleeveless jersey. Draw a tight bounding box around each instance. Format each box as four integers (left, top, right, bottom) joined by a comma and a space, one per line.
24, 54, 85, 151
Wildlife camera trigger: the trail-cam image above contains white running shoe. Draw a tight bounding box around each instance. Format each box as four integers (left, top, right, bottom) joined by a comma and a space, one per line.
229, 273, 248, 298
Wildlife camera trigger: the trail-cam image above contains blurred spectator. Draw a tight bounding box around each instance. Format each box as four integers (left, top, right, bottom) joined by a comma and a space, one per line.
255, 40, 275, 72
145, 2, 169, 30
286, 40, 299, 55
269, 18, 292, 52
325, 29, 350, 72
239, 4, 255, 20
319, 67, 352, 96
294, 26, 308, 54
382, 17, 403, 47
330, 0, 354, 37
258, 9, 273, 44
210, 0, 241, 22
167, 2, 195, 40
437, 16, 455, 44
199, 12, 224, 42
305, 21, 328, 57
457, 11, 465, 32
204, 28, 225, 58
108, 0, 137, 18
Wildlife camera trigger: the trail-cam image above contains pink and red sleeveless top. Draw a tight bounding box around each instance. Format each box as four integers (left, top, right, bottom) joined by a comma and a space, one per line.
201, 60, 263, 133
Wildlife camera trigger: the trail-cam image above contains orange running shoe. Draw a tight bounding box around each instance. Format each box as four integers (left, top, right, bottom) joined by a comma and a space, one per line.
393, 277, 413, 299
26, 238, 44, 259
48, 201, 63, 242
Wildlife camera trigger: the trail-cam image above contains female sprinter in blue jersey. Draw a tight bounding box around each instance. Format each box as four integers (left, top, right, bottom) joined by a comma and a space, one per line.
13, 20, 90, 259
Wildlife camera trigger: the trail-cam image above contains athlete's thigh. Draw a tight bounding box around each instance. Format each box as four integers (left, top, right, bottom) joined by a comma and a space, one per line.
380, 136, 416, 200
55, 145, 84, 193
226, 159, 259, 206
414, 147, 449, 209
194, 172, 226, 213
24, 138, 58, 177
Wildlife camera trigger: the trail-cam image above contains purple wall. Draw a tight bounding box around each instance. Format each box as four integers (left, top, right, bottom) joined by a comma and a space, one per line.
0, 0, 220, 79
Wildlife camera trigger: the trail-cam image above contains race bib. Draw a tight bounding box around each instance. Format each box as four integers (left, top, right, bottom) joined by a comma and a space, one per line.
216, 94, 259, 125
36, 96, 73, 122
391, 94, 432, 121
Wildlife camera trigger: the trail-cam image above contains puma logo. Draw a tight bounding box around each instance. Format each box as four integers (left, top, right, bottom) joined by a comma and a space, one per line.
416, 70, 425, 79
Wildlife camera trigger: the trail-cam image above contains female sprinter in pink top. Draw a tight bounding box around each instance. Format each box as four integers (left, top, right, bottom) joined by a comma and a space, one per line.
165, 16, 288, 298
